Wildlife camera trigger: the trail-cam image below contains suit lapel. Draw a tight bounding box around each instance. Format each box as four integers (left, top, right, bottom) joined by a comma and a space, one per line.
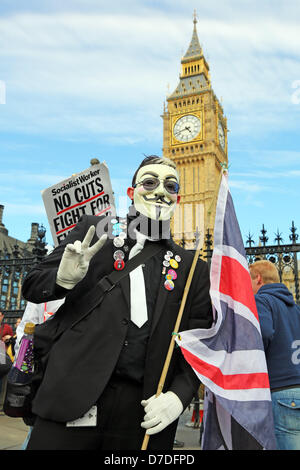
150, 273, 169, 335
119, 275, 130, 310
110, 238, 131, 310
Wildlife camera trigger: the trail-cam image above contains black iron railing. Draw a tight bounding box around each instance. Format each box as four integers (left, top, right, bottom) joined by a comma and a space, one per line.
180, 222, 300, 305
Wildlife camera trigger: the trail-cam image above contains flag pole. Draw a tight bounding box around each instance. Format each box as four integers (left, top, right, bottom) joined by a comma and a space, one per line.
207, 163, 228, 229
141, 240, 202, 450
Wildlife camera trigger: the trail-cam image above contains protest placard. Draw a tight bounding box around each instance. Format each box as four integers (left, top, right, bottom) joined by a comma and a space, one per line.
42, 162, 115, 246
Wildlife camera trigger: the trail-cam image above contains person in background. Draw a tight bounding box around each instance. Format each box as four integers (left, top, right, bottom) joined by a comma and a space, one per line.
0, 312, 14, 411
5, 317, 22, 362
14, 299, 65, 357
0, 311, 13, 345
16, 300, 65, 449
249, 260, 300, 450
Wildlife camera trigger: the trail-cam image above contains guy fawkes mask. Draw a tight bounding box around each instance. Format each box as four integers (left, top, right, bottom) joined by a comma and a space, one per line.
129, 163, 180, 221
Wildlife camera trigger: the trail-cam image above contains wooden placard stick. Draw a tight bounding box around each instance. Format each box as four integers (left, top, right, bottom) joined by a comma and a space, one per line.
141, 241, 202, 450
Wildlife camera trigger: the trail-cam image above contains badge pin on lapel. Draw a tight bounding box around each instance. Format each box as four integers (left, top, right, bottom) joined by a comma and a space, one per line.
112, 218, 128, 271
163, 252, 181, 291
113, 249, 125, 271
114, 259, 125, 271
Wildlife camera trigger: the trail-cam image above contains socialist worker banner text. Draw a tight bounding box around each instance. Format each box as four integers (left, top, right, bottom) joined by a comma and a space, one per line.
42, 163, 115, 246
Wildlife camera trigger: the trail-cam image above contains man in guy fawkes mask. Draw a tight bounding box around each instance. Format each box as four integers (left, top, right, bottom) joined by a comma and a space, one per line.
22, 156, 212, 450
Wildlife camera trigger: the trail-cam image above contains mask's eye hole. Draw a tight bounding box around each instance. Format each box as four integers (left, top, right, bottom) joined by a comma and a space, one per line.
140, 177, 159, 191
164, 181, 179, 194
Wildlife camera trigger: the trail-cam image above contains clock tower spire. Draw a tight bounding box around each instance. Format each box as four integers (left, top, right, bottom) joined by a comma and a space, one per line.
162, 13, 228, 249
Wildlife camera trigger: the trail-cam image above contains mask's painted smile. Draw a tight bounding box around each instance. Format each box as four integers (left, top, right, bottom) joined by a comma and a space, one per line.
143, 194, 173, 206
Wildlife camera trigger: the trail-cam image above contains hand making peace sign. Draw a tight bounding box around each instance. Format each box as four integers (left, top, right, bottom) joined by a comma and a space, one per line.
56, 226, 107, 290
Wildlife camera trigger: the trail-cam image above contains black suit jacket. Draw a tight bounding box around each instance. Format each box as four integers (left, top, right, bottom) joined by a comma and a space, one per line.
22, 215, 212, 425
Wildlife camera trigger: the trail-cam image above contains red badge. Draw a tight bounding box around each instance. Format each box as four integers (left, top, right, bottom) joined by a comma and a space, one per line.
114, 259, 125, 271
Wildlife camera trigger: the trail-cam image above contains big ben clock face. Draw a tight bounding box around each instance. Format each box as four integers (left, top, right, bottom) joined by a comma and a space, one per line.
173, 115, 201, 142
218, 121, 225, 150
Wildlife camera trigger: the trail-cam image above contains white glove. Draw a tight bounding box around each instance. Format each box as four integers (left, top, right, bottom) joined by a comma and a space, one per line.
141, 391, 183, 435
56, 225, 107, 290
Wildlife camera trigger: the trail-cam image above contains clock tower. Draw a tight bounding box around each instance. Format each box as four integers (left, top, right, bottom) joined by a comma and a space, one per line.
162, 13, 228, 249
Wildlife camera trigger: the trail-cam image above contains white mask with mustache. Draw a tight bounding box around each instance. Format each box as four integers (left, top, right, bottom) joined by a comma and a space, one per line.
132, 164, 180, 221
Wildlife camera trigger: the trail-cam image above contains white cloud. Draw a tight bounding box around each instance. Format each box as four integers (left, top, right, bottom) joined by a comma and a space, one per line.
0, 4, 299, 142
0, 1, 298, 245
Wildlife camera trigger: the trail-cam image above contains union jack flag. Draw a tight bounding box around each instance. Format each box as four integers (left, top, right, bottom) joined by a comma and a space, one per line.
176, 172, 277, 450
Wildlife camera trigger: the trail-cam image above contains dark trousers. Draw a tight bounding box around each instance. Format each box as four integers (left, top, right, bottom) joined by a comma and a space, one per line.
27, 376, 147, 450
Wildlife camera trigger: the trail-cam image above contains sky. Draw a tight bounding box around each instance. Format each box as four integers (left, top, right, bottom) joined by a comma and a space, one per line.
0, 0, 299, 249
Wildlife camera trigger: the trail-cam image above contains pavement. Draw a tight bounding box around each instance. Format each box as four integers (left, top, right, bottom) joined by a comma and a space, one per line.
0, 405, 201, 451
174, 405, 202, 450
0, 412, 29, 450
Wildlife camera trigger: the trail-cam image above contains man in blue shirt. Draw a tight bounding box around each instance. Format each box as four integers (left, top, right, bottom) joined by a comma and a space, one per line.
249, 260, 300, 450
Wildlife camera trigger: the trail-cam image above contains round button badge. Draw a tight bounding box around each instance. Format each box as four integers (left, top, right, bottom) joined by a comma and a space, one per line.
169, 259, 179, 269
167, 269, 177, 280
113, 237, 124, 248
114, 259, 125, 271
113, 250, 125, 260
164, 279, 174, 291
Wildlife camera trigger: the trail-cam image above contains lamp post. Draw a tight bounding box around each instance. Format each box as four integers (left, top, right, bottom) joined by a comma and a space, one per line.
32, 224, 47, 262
